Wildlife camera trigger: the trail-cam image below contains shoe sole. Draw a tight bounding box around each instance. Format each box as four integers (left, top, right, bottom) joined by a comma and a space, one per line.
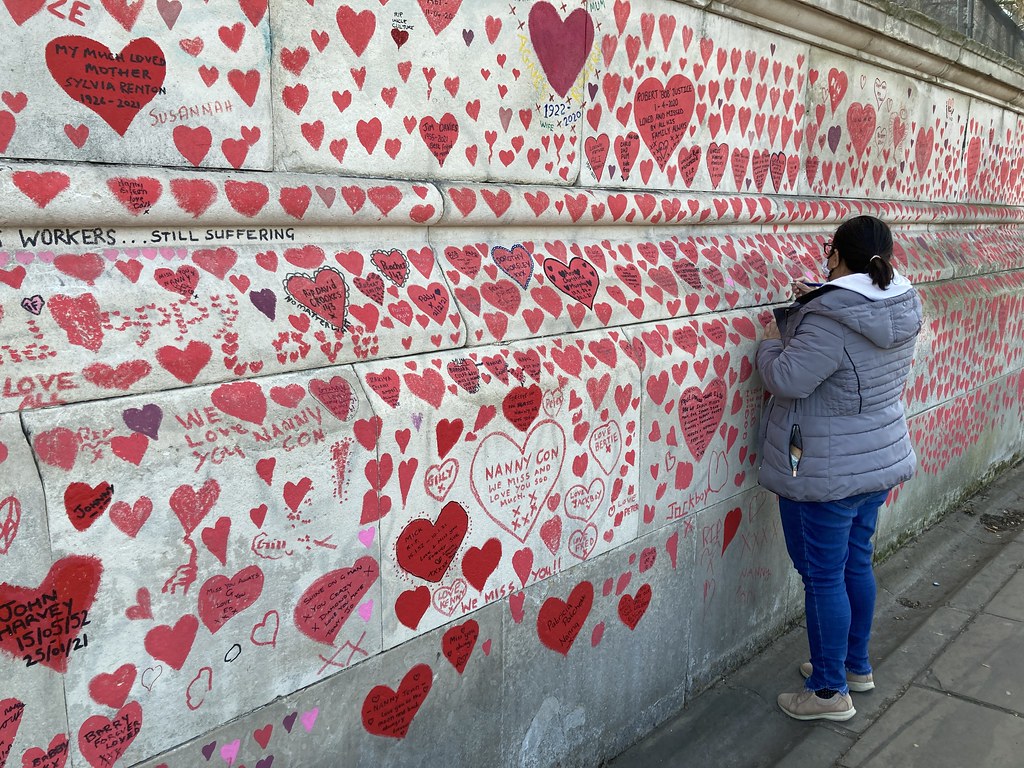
799, 666, 875, 692
779, 703, 857, 722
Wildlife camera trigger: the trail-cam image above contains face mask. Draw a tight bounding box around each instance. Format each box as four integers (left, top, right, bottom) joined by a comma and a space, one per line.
820, 255, 832, 278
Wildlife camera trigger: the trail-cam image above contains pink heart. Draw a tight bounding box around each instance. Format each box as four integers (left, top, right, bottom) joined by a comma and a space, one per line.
358, 600, 374, 621
301, 707, 318, 732
220, 738, 240, 764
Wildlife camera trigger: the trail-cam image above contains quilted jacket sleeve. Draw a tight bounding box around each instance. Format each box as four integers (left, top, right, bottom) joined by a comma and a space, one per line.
756, 313, 845, 400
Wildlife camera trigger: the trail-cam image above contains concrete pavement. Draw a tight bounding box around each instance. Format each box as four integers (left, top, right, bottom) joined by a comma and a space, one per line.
609, 459, 1024, 768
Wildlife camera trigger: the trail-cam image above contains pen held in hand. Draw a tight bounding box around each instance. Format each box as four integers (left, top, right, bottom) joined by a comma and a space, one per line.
789, 424, 803, 477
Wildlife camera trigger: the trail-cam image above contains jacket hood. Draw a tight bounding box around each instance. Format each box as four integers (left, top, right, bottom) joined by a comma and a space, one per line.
798, 271, 922, 349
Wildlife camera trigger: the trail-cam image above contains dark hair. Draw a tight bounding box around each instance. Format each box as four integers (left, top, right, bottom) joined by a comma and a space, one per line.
832, 215, 895, 289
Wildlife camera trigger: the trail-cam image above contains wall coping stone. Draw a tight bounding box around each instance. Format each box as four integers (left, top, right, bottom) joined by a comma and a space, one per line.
708, 0, 1024, 111
0, 162, 1022, 231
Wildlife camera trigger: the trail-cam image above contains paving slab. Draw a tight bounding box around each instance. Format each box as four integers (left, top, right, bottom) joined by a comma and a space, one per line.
922, 612, 1024, 716
840, 686, 1024, 768
611, 626, 812, 768
772, 726, 855, 768
947, 540, 1024, 613
838, 605, 972, 734
983, 568, 1024, 621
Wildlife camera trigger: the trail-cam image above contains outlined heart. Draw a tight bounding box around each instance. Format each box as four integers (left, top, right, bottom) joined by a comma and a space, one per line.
284, 267, 349, 330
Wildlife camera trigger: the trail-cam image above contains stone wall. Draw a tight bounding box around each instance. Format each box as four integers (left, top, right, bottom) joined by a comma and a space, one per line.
1, 1, 1023, 766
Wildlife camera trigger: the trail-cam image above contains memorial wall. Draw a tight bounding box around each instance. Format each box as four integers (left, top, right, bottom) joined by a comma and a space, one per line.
1, 1, 1023, 766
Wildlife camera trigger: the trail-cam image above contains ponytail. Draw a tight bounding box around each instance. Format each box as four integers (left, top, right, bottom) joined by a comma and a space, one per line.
832, 216, 895, 290
866, 253, 895, 290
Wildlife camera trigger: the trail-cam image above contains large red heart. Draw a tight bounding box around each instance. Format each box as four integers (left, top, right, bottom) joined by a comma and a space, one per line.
32, 427, 81, 471
155, 340, 212, 384
211, 381, 267, 425
284, 267, 349, 331
469, 420, 565, 542
419, 114, 459, 166
64, 482, 114, 531
536, 580, 593, 655
0, 556, 102, 672
45, 36, 165, 136
617, 583, 652, 630
198, 566, 264, 634
77, 701, 142, 768
527, 3, 594, 97
309, 376, 357, 422
502, 385, 541, 432
396, 501, 468, 582
461, 539, 501, 592
678, 379, 727, 461
18, 733, 68, 768
169, 479, 220, 534
2, 0, 45, 25
441, 619, 479, 674
143, 615, 198, 670
294, 557, 379, 645
83, 360, 151, 391
361, 664, 433, 738
0, 697, 25, 765
48, 293, 104, 352
543, 256, 599, 308
88, 664, 137, 709
416, 0, 462, 34
54, 253, 104, 284
633, 75, 696, 170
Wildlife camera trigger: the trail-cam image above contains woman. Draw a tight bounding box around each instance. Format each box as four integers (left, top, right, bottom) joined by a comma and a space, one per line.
757, 215, 922, 721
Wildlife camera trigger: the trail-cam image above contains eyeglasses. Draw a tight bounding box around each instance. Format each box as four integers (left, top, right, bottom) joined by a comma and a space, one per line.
822, 240, 835, 256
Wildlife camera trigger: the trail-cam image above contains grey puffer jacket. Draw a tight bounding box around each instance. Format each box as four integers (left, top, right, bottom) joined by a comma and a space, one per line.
756, 272, 922, 502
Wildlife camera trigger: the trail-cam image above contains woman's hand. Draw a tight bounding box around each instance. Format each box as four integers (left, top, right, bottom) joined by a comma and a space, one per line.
791, 281, 820, 299
761, 319, 781, 340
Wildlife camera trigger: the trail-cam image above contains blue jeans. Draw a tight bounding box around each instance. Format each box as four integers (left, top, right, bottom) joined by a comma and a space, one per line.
778, 490, 890, 694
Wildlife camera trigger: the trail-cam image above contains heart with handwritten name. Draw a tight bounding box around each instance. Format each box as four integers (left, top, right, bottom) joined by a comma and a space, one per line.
45, 36, 166, 136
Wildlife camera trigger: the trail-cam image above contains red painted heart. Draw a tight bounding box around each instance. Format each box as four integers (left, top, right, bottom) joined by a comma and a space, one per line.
284, 267, 349, 331
361, 663, 433, 738
294, 557, 379, 645
0, 556, 102, 672
46, 36, 165, 136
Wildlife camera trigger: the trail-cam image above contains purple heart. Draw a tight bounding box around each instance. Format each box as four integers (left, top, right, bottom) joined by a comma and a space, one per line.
123, 404, 163, 440
249, 288, 277, 320
282, 712, 297, 733
462, 28, 473, 46
201, 741, 217, 761
158, 0, 182, 29
255, 758, 275, 768
827, 125, 842, 153
588, 82, 598, 101
20, 295, 44, 315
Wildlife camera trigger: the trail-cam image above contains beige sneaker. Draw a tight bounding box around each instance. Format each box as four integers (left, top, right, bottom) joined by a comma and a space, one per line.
778, 689, 856, 721
799, 662, 875, 692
